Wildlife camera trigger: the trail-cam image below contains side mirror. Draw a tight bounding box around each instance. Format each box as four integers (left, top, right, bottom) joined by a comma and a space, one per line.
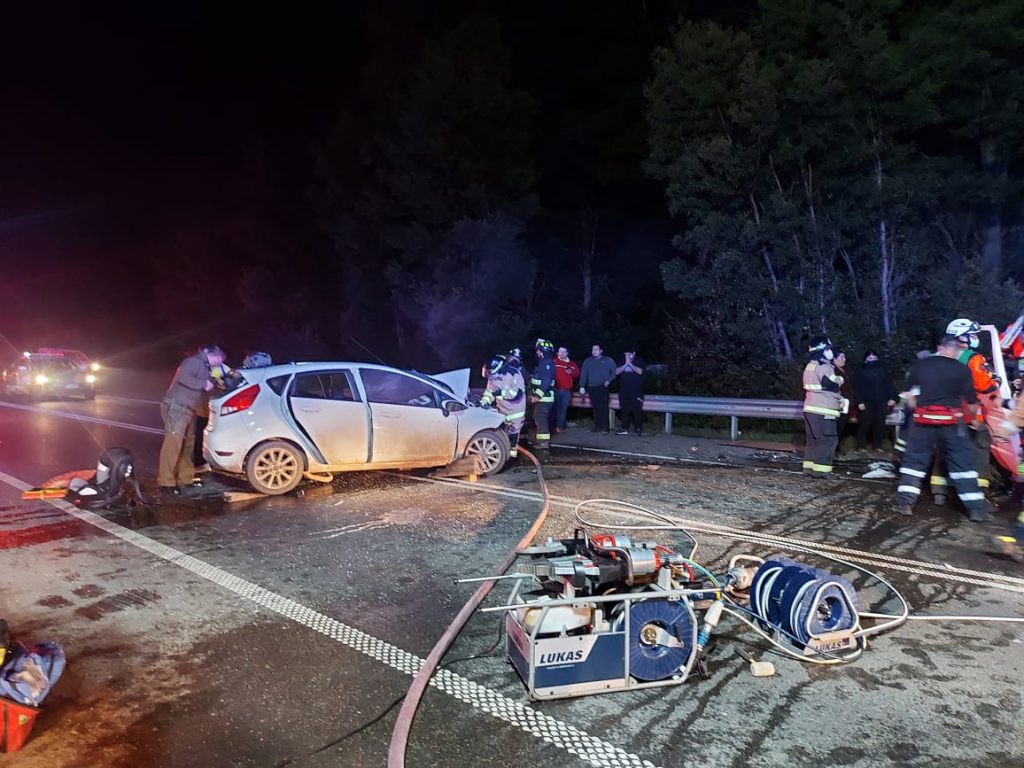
442, 400, 464, 416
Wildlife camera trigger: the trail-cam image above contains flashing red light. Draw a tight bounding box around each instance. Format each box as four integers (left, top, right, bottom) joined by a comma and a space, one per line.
220, 384, 260, 416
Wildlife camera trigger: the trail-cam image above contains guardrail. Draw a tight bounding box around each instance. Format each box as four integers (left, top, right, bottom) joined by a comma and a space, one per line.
567, 393, 900, 440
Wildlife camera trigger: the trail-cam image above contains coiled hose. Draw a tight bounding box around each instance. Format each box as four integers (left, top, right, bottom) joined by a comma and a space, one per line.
387, 446, 550, 768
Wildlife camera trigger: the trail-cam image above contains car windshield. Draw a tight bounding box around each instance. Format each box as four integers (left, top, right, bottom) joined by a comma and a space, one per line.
27, 357, 67, 372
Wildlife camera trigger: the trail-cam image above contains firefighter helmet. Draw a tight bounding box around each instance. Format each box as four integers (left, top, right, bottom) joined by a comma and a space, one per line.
808, 336, 833, 355
946, 318, 981, 349
486, 354, 506, 375
535, 338, 555, 354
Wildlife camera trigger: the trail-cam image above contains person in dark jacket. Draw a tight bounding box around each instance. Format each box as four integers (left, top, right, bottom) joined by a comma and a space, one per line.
615, 351, 645, 435
855, 350, 897, 452
579, 344, 617, 434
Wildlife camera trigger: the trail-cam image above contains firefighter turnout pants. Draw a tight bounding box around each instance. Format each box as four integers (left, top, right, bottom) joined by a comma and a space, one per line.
803, 413, 838, 475
929, 424, 993, 503
158, 400, 196, 488
898, 423, 986, 514
533, 399, 553, 451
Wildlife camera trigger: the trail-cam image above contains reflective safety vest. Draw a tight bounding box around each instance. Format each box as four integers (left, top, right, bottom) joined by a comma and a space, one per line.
803, 360, 843, 418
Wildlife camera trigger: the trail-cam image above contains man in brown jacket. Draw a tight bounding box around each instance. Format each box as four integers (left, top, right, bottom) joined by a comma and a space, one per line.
158, 346, 224, 495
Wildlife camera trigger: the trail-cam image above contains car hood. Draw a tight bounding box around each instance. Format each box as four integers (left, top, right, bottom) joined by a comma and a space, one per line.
430, 368, 471, 401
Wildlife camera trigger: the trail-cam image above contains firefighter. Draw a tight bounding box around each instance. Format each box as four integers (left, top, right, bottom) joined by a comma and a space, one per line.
480, 353, 526, 459
897, 335, 990, 521
530, 339, 557, 453
506, 347, 523, 372
802, 337, 847, 477
930, 318, 1015, 504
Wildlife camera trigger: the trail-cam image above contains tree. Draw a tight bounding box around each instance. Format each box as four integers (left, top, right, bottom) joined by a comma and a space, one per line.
312, 14, 537, 368
647, 0, 1024, 395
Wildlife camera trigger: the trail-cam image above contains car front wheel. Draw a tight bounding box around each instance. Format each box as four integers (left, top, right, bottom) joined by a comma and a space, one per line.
245, 440, 304, 495
464, 429, 510, 476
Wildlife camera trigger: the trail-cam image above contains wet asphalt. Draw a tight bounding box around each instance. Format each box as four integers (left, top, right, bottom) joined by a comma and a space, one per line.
0, 374, 1022, 767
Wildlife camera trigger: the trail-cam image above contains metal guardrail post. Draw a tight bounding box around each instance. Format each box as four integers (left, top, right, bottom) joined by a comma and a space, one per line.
730, 415, 739, 441
664, 412, 672, 434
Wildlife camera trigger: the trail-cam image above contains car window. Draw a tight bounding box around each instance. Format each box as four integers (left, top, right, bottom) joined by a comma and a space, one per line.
291, 372, 359, 402
360, 369, 439, 408
266, 375, 288, 395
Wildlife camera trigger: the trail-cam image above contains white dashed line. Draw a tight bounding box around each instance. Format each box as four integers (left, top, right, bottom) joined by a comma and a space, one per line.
0, 469, 659, 768
0, 400, 163, 435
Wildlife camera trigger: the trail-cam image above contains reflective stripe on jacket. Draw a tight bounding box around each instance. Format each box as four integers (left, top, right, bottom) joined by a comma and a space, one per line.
803, 360, 843, 418
531, 358, 556, 402
481, 369, 527, 424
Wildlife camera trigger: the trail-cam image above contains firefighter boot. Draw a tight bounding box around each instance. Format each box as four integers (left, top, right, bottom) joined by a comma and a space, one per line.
990, 535, 1024, 563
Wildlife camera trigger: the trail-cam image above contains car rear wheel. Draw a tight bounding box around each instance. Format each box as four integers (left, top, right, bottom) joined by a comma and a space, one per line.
245, 440, 304, 495
465, 429, 510, 476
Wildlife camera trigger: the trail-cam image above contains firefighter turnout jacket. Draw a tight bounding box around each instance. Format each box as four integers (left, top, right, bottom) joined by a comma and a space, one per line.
480, 365, 527, 428
803, 357, 844, 418
531, 355, 556, 404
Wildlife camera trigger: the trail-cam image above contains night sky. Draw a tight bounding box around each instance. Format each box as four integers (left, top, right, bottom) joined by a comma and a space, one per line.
4, 0, 1015, 386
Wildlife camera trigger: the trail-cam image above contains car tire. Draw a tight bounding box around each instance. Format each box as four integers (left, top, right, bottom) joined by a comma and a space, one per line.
83, 388, 95, 400
245, 440, 304, 495
465, 429, 511, 476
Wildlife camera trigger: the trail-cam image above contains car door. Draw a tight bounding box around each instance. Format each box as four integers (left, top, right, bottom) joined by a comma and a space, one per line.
287, 370, 370, 465
358, 368, 457, 465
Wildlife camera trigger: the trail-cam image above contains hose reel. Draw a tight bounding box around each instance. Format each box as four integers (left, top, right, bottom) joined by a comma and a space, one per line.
748, 557, 860, 649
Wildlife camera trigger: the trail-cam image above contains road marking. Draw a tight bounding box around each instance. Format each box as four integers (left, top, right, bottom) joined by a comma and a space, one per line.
101, 395, 163, 406
320, 520, 391, 539
0, 400, 163, 435
394, 473, 1024, 596
4, 393, 1018, 596
0, 469, 658, 768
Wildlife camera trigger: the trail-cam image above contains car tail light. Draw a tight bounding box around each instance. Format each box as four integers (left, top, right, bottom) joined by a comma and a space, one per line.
220, 384, 260, 416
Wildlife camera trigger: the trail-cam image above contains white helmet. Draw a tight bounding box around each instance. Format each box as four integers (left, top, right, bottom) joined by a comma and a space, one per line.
945, 318, 981, 349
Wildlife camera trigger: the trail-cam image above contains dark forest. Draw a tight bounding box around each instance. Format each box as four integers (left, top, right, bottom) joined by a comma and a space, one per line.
2, 0, 1022, 397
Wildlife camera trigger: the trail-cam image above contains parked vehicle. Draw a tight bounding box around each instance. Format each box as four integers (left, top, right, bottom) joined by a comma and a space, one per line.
204, 362, 510, 494
34, 348, 101, 372
1, 354, 97, 400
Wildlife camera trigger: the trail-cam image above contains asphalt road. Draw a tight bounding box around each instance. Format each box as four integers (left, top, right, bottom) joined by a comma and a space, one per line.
1, 373, 1022, 768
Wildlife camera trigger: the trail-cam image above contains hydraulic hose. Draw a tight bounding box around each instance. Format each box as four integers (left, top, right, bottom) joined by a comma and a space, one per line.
387, 446, 550, 768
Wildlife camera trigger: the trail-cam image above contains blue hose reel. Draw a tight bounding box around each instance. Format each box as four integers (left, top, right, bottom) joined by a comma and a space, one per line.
623, 599, 697, 682
749, 557, 859, 647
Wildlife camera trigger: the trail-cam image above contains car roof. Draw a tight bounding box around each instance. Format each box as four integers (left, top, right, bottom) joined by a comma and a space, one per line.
36, 348, 89, 358
22, 355, 73, 366
250, 362, 457, 394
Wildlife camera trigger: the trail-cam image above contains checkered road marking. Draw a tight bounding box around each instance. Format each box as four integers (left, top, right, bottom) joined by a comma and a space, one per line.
0, 469, 659, 768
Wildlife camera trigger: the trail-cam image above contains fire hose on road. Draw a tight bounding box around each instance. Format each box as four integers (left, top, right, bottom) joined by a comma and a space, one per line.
387, 445, 551, 768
